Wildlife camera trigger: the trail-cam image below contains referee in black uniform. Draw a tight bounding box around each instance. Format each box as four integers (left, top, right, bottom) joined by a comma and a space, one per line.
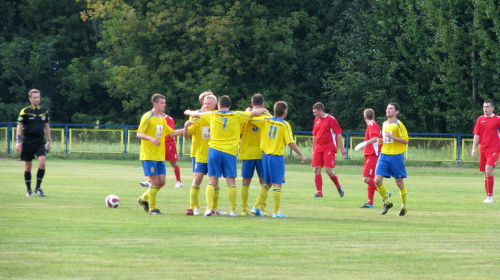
16, 89, 52, 197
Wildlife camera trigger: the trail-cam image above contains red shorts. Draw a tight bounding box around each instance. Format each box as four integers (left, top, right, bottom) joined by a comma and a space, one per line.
363, 155, 378, 178
479, 150, 499, 171
165, 141, 178, 162
311, 150, 336, 168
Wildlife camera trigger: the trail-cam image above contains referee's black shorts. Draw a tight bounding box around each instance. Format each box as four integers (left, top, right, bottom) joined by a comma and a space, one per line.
20, 142, 46, 162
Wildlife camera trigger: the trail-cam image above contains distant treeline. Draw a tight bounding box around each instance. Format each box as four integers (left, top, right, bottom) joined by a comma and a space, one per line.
1, 0, 499, 133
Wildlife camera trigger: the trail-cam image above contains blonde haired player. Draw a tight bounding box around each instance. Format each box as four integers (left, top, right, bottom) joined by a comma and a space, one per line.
185, 95, 267, 217
184, 94, 225, 215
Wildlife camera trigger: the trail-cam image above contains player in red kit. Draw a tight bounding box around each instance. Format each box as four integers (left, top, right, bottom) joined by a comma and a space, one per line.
311, 102, 347, 197
357, 109, 386, 208
471, 100, 500, 203
140, 114, 182, 188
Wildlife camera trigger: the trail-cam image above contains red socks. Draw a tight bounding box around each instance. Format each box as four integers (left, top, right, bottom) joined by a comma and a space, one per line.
314, 174, 323, 195
487, 176, 494, 196
330, 175, 341, 189
367, 179, 376, 205
174, 165, 181, 182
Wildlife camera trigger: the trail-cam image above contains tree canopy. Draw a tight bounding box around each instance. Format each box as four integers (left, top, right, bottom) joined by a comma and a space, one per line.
1, 0, 499, 133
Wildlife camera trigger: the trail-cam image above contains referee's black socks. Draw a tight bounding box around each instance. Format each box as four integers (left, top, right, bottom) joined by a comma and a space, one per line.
36, 168, 45, 190
24, 171, 31, 191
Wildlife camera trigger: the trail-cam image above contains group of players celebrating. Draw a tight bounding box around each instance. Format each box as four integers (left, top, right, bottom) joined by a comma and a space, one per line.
15, 89, 498, 216
135, 91, 413, 218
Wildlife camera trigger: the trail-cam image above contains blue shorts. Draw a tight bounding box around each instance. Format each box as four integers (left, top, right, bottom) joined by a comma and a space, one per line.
241, 159, 263, 179
141, 161, 166, 176
262, 153, 285, 184
375, 153, 407, 179
191, 157, 196, 172
207, 147, 237, 178
193, 161, 208, 174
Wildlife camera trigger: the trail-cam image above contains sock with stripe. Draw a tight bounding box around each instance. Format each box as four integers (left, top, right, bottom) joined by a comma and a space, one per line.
314, 174, 323, 195
206, 184, 215, 211
272, 188, 282, 214
35, 168, 45, 190
24, 171, 32, 192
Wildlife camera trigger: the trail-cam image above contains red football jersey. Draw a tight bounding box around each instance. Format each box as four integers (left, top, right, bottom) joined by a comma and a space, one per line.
473, 114, 500, 152
363, 120, 382, 156
164, 115, 176, 142
312, 114, 343, 153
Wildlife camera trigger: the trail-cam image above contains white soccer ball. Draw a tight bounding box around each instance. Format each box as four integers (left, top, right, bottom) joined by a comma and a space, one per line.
105, 195, 120, 208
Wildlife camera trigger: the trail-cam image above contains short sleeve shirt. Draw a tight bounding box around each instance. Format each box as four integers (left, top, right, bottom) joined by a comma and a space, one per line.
17, 106, 50, 144
364, 121, 382, 156
137, 111, 173, 161
312, 114, 342, 153
473, 114, 500, 152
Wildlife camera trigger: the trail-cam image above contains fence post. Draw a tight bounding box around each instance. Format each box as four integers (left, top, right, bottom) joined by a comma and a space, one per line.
64, 125, 69, 154
178, 135, 183, 159
124, 126, 128, 154
345, 133, 350, 160
456, 134, 462, 165
7, 123, 12, 154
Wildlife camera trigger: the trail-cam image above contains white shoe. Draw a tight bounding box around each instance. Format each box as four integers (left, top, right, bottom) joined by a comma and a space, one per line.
483, 196, 494, 203
193, 208, 201, 215
229, 211, 238, 217
139, 181, 150, 188
215, 208, 227, 215
174, 181, 182, 188
204, 209, 213, 217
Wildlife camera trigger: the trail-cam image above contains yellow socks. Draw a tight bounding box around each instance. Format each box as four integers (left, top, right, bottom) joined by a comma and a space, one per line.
255, 185, 268, 209
148, 186, 159, 210
241, 185, 249, 211
377, 183, 391, 204
206, 184, 215, 211
399, 185, 407, 209
228, 185, 237, 212
272, 188, 281, 214
190, 185, 200, 209
212, 185, 220, 210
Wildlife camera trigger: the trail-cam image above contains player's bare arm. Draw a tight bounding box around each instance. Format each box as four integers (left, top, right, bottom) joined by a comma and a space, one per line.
250, 108, 269, 116
137, 132, 161, 146
471, 134, 480, 157
168, 129, 184, 138
44, 123, 52, 151
384, 131, 408, 145
183, 120, 193, 138
15, 124, 23, 152
336, 134, 347, 156
288, 143, 307, 163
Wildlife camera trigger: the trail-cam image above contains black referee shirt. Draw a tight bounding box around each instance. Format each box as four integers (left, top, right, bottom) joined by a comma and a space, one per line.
17, 106, 50, 144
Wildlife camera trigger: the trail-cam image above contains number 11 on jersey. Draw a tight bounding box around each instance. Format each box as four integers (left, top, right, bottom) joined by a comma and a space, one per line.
268, 125, 277, 139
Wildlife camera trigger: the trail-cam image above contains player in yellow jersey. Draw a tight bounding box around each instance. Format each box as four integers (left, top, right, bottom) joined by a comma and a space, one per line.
374, 102, 409, 216
239, 93, 272, 216
137, 94, 184, 215
250, 101, 307, 218
185, 95, 268, 217
183, 94, 228, 216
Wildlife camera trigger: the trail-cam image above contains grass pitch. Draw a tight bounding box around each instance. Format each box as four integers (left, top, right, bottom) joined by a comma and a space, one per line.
0, 158, 499, 279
